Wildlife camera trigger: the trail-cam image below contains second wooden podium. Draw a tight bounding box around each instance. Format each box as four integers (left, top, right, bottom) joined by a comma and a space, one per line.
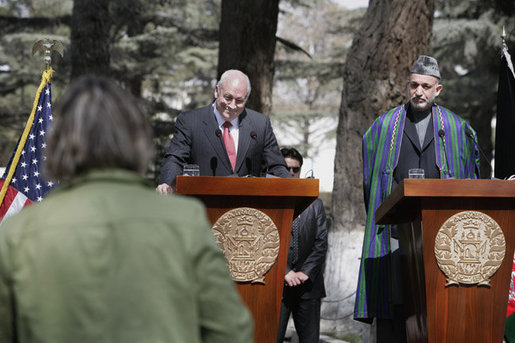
376, 179, 515, 342
176, 176, 318, 343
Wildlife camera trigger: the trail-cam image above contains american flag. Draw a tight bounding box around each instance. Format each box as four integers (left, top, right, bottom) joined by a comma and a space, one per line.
0, 82, 56, 223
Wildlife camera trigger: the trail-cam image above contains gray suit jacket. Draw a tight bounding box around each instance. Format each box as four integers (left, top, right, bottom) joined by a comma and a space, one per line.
159, 103, 290, 185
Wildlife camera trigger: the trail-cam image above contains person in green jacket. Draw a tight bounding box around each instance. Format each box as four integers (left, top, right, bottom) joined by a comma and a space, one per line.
0, 75, 253, 343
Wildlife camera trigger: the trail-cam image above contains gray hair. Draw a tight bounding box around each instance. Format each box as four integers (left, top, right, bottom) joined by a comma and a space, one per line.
45, 75, 154, 180
216, 69, 252, 100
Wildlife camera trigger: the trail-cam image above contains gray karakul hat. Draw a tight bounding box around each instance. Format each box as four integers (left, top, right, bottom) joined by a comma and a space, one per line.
411, 55, 441, 79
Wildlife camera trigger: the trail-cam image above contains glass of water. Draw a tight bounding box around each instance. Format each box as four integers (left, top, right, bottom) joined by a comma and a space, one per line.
183, 164, 200, 176
408, 168, 425, 179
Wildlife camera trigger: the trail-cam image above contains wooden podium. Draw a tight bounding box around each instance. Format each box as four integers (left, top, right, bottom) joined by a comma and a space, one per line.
176, 176, 318, 343
376, 179, 515, 342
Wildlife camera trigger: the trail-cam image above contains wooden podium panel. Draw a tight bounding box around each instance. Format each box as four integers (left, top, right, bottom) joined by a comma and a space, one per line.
176, 176, 318, 343
376, 179, 515, 343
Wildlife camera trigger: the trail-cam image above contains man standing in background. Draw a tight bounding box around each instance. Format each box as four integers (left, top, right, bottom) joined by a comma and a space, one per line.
276, 147, 328, 343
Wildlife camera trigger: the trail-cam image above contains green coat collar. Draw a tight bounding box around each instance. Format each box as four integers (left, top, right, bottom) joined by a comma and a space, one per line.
55, 169, 151, 193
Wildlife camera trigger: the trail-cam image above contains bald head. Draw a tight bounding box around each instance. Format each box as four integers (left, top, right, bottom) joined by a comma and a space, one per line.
214, 70, 252, 121
216, 70, 252, 99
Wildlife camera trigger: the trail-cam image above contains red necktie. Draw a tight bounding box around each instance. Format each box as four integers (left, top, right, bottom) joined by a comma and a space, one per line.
223, 121, 236, 171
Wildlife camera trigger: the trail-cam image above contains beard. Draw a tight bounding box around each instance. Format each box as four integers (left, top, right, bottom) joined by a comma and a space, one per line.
409, 93, 436, 112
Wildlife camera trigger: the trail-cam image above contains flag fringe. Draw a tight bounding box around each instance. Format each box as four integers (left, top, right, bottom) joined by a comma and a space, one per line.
0, 68, 54, 209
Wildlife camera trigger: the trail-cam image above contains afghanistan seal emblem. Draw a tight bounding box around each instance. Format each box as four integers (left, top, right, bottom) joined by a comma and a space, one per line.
212, 207, 280, 284
434, 211, 505, 287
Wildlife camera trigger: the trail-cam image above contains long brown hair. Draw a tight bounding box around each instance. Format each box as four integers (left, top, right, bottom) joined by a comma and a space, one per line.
45, 75, 154, 180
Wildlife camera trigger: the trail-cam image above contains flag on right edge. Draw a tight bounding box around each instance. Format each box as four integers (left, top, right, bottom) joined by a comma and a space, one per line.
499, 35, 515, 343
494, 42, 515, 179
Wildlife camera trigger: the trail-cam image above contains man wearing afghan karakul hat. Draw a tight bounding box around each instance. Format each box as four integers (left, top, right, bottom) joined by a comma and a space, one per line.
354, 55, 480, 342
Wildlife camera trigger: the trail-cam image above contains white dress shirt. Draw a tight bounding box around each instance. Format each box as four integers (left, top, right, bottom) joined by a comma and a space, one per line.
213, 102, 239, 153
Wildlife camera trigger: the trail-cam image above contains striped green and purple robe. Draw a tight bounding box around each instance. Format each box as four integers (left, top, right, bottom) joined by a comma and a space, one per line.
354, 103, 480, 321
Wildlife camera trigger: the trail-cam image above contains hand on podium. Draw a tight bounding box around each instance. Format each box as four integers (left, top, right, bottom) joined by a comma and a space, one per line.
156, 183, 174, 194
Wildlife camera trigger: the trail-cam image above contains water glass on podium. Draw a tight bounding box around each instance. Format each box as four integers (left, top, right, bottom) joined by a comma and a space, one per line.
183, 164, 200, 176
408, 168, 425, 179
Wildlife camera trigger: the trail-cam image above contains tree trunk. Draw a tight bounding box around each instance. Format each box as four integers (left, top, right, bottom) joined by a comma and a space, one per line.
322, 0, 435, 338
217, 0, 279, 115
70, 0, 111, 79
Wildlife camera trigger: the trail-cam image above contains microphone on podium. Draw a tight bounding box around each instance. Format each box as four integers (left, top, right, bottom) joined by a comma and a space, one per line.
210, 157, 218, 175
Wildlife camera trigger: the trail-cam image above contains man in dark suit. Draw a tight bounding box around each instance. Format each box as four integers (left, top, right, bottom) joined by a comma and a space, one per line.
276, 147, 328, 343
357, 56, 480, 342
156, 69, 290, 194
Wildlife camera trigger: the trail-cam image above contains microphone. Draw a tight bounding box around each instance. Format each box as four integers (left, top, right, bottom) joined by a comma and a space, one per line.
215, 128, 222, 137
465, 129, 475, 140
245, 157, 253, 176
210, 157, 218, 175
438, 129, 445, 137
466, 128, 492, 175
250, 131, 257, 139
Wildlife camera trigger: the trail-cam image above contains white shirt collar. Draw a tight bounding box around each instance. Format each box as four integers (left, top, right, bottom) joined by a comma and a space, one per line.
212, 102, 239, 129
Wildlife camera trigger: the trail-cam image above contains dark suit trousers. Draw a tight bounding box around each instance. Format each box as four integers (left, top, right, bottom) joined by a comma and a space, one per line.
376, 304, 407, 343
276, 294, 321, 343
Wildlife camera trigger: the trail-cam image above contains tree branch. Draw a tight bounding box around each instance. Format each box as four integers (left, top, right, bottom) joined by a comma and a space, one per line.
0, 15, 72, 34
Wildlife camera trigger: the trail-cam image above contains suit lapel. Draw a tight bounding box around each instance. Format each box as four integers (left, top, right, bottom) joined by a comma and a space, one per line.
235, 110, 251, 173
404, 116, 422, 152
421, 114, 434, 151
201, 106, 233, 172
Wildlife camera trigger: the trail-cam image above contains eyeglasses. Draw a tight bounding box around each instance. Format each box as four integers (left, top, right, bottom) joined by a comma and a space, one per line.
222, 94, 246, 105
288, 166, 300, 173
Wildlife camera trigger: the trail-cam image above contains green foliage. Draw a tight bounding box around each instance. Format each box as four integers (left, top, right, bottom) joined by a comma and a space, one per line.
430, 0, 515, 177
0, 0, 72, 17
30, 0, 72, 16
174, 47, 217, 77
272, 0, 362, 160
0, 0, 221, 176
435, 0, 493, 19
112, 27, 180, 74
0, 32, 69, 114
106, 0, 221, 181
0, 30, 69, 163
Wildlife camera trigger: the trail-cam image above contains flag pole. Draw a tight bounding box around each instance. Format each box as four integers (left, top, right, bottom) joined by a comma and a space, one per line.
501, 26, 515, 78
0, 38, 63, 209
0, 68, 54, 208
